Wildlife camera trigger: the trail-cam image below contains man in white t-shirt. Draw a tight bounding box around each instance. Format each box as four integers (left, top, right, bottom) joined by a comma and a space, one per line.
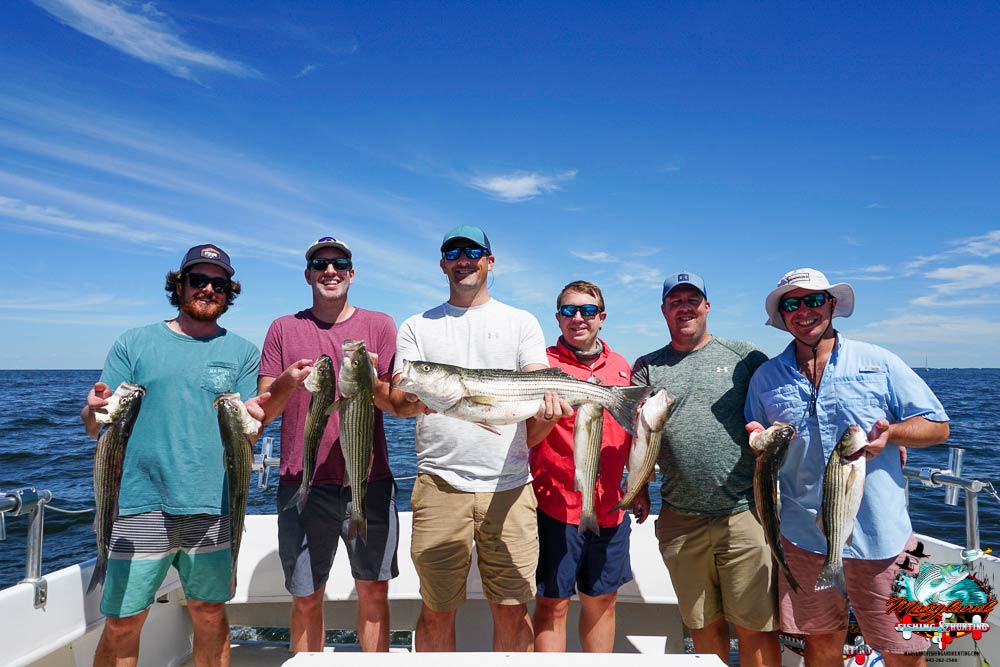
393, 224, 570, 652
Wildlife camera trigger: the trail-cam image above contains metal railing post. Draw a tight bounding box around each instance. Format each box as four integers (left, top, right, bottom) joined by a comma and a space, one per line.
944, 447, 964, 506
965, 490, 980, 552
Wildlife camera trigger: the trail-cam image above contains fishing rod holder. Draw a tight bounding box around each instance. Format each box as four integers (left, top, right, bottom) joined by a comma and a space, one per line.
252, 436, 280, 489
0, 487, 53, 608
903, 447, 988, 552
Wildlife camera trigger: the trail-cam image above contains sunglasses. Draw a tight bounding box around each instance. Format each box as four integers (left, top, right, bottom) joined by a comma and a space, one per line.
558, 304, 602, 317
309, 257, 353, 271
779, 292, 829, 313
186, 272, 231, 292
442, 246, 487, 261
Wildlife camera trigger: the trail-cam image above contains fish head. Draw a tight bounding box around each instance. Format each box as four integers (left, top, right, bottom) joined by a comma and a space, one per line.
339, 339, 375, 395
100, 382, 146, 424
304, 354, 335, 394
750, 421, 797, 452
394, 359, 467, 411
639, 388, 676, 431
837, 424, 868, 459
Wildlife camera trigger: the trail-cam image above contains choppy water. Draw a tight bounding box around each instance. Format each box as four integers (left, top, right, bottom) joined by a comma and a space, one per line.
1, 368, 997, 590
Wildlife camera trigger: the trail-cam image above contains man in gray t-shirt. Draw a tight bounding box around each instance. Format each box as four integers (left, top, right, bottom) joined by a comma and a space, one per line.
632, 272, 780, 667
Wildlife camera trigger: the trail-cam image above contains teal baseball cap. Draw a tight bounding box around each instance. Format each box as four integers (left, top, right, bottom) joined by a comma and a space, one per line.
662, 271, 707, 300
440, 225, 492, 253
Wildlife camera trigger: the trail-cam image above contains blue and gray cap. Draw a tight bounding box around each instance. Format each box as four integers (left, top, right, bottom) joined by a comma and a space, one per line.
661, 271, 707, 301
180, 244, 234, 276
440, 225, 492, 254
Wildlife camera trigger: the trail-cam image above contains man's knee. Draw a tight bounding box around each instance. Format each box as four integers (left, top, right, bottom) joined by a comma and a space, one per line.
292, 587, 326, 613
534, 596, 569, 622
187, 600, 228, 626
356, 579, 389, 602
103, 612, 148, 642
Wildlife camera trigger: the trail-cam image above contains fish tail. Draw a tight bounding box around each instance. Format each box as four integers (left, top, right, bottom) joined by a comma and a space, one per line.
87, 557, 107, 594
283, 484, 309, 514
815, 561, 847, 597
348, 511, 368, 544
606, 385, 654, 436
578, 511, 600, 537
783, 565, 801, 593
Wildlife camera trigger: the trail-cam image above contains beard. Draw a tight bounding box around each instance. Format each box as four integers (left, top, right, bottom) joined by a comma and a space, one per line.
179, 294, 227, 322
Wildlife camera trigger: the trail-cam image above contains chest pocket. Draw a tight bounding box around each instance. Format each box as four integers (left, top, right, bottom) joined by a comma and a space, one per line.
831, 372, 891, 422
201, 362, 238, 394
758, 386, 807, 426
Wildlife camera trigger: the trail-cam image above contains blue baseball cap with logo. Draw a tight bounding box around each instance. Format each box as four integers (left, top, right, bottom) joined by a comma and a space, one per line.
180, 244, 234, 276
440, 225, 492, 254
662, 271, 707, 301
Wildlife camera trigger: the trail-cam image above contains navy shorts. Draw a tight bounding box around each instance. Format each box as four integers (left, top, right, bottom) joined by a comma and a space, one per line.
536, 510, 634, 599
277, 477, 399, 597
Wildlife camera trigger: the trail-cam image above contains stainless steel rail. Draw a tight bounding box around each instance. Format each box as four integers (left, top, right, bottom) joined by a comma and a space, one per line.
903, 446, 990, 552
0, 487, 53, 608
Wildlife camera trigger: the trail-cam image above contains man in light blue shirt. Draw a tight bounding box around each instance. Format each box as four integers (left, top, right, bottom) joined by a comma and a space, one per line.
745, 267, 949, 667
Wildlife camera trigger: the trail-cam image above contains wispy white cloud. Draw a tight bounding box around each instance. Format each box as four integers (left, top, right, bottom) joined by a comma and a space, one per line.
830, 264, 894, 282
31, 0, 260, 82
0, 294, 143, 310
903, 229, 1000, 274
865, 203, 888, 209
847, 313, 1000, 346
295, 64, 319, 79
571, 250, 618, 263
842, 236, 862, 247
910, 264, 1000, 307
467, 169, 577, 203
618, 264, 662, 290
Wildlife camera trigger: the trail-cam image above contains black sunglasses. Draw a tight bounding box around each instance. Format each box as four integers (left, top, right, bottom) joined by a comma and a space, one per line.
442, 247, 487, 261
779, 292, 829, 313
309, 257, 353, 271
186, 272, 231, 292
558, 304, 602, 317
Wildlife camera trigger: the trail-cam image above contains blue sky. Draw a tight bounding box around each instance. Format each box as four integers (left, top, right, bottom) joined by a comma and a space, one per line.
2, 1, 999, 369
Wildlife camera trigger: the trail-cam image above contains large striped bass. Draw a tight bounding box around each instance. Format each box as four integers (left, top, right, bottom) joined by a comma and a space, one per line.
816, 425, 867, 596
286, 354, 337, 513
573, 401, 604, 536
89, 382, 145, 593
395, 360, 652, 436
338, 339, 376, 543
750, 421, 799, 592
614, 388, 676, 511
214, 392, 258, 598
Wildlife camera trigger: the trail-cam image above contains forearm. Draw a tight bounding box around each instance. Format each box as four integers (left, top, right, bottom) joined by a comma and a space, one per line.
81, 405, 100, 440
258, 375, 295, 425
886, 416, 950, 448
526, 419, 556, 447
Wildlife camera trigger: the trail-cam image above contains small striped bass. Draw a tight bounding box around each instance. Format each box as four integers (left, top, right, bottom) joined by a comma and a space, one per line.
816, 425, 867, 596
214, 392, 258, 598
338, 339, 376, 543
89, 382, 145, 593
614, 388, 675, 511
395, 360, 652, 435
573, 401, 604, 536
750, 421, 799, 592
286, 354, 337, 513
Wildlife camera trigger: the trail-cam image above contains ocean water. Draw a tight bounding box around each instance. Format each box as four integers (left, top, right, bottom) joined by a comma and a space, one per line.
1, 368, 997, 591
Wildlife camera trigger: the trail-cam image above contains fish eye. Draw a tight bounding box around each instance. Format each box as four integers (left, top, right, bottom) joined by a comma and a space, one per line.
420, 364, 431, 372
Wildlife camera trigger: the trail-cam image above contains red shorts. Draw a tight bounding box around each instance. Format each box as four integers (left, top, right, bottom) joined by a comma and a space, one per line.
779, 534, 931, 655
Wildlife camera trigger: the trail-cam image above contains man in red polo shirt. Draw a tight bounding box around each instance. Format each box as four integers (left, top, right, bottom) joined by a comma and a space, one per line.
527, 280, 647, 652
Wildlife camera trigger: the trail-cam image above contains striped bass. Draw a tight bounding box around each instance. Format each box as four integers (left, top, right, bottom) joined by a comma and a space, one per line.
395, 359, 652, 436
89, 382, 145, 594
285, 354, 337, 513
816, 425, 867, 596
750, 421, 799, 592
337, 339, 376, 543
214, 392, 258, 598
614, 388, 675, 511
573, 401, 604, 536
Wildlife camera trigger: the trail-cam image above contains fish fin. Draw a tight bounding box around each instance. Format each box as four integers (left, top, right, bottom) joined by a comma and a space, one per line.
783, 566, 801, 593
815, 562, 847, 597
466, 395, 497, 405
326, 399, 341, 415
283, 486, 309, 513
348, 511, 368, 545
87, 558, 107, 594
578, 512, 600, 537
606, 385, 655, 436
526, 368, 575, 378
474, 422, 503, 435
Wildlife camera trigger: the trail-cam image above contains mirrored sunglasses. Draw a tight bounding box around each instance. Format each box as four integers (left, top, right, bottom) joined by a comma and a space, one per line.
442, 247, 487, 261
558, 304, 602, 317
779, 292, 828, 313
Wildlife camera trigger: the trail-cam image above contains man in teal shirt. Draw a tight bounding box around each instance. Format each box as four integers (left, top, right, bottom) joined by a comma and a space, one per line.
82, 244, 260, 667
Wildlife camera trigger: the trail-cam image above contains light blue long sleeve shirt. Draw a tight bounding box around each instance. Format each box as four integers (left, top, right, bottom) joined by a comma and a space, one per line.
745, 335, 948, 560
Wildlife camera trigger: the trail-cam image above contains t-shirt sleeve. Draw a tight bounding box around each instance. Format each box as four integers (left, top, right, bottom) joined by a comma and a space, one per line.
744, 369, 769, 425
374, 314, 398, 380
259, 320, 284, 379
885, 351, 949, 423
631, 356, 650, 387
99, 334, 133, 389
236, 341, 260, 399
517, 314, 548, 369
393, 317, 418, 376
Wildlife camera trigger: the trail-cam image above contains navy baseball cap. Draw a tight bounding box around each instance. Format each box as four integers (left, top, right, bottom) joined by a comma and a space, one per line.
662, 271, 707, 300
440, 225, 492, 253
180, 244, 234, 276
305, 236, 353, 260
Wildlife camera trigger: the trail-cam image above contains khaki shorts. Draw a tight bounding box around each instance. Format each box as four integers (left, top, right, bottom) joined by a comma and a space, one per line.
410, 474, 538, 611
656, 507, 778, 631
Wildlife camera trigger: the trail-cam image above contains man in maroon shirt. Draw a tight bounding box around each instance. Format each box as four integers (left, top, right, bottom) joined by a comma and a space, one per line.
256, 237, 403, 653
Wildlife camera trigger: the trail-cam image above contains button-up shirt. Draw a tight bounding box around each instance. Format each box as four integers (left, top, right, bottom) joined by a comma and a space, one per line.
745, 334, 948, 559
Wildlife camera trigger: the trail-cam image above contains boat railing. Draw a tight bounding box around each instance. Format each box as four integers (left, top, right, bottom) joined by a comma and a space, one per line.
903, 445, 1000, 553
0, 487, 53, 608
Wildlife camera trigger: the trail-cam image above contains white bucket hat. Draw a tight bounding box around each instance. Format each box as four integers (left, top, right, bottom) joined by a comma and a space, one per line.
764, 268, 855, 331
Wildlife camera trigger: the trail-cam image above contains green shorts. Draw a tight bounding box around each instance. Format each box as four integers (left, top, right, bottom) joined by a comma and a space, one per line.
100, 511, 232, 618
